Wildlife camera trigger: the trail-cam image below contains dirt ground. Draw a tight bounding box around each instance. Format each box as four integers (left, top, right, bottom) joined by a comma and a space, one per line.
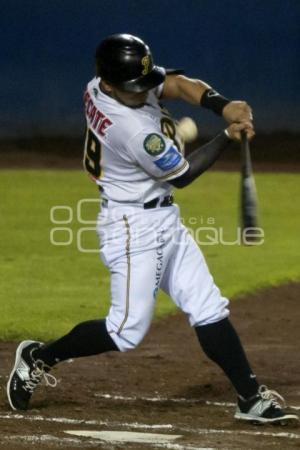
0, 283, 299, 450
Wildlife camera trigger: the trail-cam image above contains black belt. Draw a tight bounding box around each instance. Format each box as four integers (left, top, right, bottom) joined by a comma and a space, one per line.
100, 194, 174, 209
143, 195, 174, 209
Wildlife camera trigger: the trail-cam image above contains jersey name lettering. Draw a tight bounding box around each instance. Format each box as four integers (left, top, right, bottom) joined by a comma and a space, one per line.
84, 91, 113, 136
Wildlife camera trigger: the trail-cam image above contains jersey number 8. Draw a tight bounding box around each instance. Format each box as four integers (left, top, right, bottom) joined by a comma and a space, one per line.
83, 128, 102, 178
160, 117, 182, 153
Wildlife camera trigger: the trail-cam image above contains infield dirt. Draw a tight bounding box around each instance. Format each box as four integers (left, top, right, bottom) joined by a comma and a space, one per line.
0, 282, 299, 449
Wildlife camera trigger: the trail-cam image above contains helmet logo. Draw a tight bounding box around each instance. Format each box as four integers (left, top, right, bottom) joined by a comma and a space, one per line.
141, 55, 150, 75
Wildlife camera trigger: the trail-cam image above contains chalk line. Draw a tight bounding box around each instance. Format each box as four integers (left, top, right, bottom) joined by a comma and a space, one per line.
94, 393, 300, 410
95, 393, 201, 403
2, 434, 82, 444
190, 427, 300, 440
0, 413, 173, 429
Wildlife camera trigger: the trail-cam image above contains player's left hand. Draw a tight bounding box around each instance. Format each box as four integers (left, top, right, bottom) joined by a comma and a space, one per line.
222, 101, 253, 124
226, 121, 255, 141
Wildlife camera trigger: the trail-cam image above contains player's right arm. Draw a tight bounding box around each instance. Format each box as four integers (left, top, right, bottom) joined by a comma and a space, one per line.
162, 74, 253, 126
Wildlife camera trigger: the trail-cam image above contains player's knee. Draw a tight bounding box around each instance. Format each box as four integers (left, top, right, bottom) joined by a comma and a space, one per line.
106, 311, 152, 352
191, 296, 230, 327
111, 330, 146, 352
108, 318, 151, 352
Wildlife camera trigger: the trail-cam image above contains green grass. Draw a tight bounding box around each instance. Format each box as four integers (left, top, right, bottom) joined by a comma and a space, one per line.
0, 170, 299, 340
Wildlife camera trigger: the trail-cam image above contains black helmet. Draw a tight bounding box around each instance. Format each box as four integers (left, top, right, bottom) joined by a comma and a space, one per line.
95, 34, 166, 93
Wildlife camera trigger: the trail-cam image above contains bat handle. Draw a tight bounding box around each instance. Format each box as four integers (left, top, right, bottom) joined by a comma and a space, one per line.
241, 130, 253, 177
241, 129, 247, 146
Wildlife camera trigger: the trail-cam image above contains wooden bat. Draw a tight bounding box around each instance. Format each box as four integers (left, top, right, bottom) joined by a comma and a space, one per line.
240, 131, 259, 244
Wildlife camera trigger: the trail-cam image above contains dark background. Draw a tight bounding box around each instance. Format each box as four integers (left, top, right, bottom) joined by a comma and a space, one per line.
1, 0, 299, 139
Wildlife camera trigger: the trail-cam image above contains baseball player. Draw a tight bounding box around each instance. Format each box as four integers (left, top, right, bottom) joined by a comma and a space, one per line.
7, 34, 298, 425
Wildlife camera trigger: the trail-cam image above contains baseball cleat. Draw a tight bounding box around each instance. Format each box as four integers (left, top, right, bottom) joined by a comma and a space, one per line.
7, 340, 57, 411
234, 385, 299, 425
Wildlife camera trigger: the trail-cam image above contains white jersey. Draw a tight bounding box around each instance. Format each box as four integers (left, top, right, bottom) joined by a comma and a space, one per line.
83, 76, 189, 203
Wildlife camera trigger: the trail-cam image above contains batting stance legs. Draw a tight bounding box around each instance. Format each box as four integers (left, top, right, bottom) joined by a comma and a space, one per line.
99, 202, 259, 401
7, 202, 259, 411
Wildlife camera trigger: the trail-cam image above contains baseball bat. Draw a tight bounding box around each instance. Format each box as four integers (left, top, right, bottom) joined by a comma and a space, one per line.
240, 130, 259, 244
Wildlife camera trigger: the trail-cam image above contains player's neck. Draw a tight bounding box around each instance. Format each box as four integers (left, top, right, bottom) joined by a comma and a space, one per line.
99, 81, 112, 98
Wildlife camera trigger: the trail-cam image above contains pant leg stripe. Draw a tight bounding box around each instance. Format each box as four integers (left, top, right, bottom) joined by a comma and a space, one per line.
117, 215, 131, 335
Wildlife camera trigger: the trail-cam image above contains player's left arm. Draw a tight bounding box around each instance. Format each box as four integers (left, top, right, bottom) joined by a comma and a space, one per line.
168, 121, 254, 189
162, 74, 253, 125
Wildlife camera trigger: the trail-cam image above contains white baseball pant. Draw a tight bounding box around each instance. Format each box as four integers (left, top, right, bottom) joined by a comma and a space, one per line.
97, 200, 229, 352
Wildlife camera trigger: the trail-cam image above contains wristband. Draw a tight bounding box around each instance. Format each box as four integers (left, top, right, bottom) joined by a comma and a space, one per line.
200, 89, 230, 116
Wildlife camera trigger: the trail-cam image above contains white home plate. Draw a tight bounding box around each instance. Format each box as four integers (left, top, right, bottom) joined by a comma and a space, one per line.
64, 430, 182, 444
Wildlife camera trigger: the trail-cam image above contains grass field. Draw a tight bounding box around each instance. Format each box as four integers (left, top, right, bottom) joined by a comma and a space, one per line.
0, 170, 299, 340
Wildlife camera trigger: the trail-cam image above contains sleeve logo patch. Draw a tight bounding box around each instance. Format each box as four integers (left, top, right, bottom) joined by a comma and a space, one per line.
143, 133, 166, 156
154, 146, 182, 171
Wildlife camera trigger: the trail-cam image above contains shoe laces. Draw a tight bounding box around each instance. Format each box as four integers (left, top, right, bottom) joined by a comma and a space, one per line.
258, 385, 286, 409
22, 359, 57, 394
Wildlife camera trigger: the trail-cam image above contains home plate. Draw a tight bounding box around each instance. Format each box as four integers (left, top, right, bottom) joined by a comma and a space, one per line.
64, 430, 182, 444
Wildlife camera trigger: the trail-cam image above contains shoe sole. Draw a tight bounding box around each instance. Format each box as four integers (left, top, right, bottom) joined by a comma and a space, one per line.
6, 340, 42, 411
234, 411, 299, 424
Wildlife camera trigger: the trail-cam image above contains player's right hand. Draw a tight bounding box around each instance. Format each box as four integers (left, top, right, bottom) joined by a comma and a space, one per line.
222, 100, 253, 124
225, 121, 255, 142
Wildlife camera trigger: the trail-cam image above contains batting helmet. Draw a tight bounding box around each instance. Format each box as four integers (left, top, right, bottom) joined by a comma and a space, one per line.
95, 34, 176, 93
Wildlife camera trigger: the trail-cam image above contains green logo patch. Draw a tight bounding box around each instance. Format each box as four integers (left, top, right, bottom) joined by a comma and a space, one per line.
143, 133, 166, 156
